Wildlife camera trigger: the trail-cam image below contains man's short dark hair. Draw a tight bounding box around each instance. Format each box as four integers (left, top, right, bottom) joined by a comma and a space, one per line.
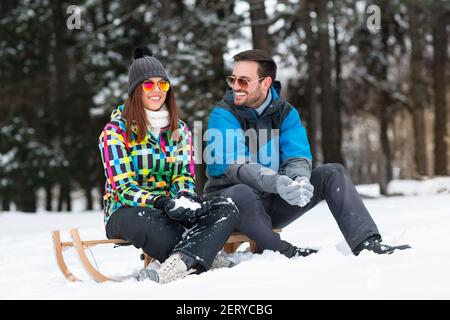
233, 49, 277, 82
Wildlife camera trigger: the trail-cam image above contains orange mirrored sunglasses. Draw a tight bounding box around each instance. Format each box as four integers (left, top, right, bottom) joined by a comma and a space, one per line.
142, 80, 170, 92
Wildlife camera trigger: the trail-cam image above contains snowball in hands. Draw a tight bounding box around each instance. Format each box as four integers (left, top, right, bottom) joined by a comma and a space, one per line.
275, 175, 303, 206
276, 175, 314, 207
294, 176, 314, 207
292, 180, 309, 207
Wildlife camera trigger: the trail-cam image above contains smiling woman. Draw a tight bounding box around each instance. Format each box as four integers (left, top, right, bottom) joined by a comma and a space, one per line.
96, 45, 240, 284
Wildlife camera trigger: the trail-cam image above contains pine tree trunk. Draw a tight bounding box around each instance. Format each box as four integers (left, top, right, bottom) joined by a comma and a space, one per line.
248, 0, 272, 53
408, 1, 428, 176
1, 193, 11, 212
57, 183, 64, 212
210, 2, 228, 103
58, 181, 71, 212
52, 0, 72, 211
302, 0, 321, 167
379, 104, 393, 194
14, 186, 37, 213
412, 108, 427, 176
84, 186, 93, 211
374, 0, 393, 195
317, 0, 344, 165
432, 8, 448, 175
333, 5, 344, 166
50, 0, 68, 123
66, 183, 72, 212
45, 184, 52, 211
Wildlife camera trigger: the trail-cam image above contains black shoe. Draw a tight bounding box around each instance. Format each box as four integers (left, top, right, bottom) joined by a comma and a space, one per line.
292, 246, 319, 258
353, 235, 411, 256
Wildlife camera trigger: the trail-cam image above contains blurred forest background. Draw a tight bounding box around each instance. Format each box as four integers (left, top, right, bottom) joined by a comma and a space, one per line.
0, 0, 449, 213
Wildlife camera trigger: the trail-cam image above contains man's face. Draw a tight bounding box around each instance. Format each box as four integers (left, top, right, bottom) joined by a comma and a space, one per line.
231, 61, 271, 108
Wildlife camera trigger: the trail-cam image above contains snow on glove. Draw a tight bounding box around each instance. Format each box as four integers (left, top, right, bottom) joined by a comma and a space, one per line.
177, 193, 204, 206
294, 176, 314, 207
177, 193, 210, 219
154, 196, 201, 223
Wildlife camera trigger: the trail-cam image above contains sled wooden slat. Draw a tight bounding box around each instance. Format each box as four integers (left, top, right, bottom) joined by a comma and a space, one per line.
51, 230, 81, 282
60, 238, 130, 248
222, 228, 282, 254
52, 227, 282, 282
70, 228, 119, 283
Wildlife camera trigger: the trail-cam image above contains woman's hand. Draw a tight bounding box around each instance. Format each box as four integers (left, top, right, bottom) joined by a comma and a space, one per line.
178, 194, 211, 219
154, 196, 204, 223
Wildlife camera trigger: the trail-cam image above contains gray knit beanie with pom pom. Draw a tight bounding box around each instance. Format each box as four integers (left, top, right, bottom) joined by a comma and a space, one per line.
128, 46, 169, 96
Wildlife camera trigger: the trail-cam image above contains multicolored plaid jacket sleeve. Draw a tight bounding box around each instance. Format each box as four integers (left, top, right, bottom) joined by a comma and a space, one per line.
99, 121, 160, 209
169, 123, 196, 198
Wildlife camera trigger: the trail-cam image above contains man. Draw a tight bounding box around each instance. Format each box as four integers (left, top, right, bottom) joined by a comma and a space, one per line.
204, 49, 410, 258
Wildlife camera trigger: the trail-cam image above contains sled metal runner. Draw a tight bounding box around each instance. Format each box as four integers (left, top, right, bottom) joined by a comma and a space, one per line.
52, 228, 282, 283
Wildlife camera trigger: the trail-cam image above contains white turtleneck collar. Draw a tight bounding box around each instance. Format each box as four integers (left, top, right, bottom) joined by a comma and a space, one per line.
145, 105, 170, 138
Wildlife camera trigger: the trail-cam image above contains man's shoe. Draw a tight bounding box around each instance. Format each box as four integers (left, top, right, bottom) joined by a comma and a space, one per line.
138, 253, 195, 284
292, 246, 319, 258
353, 235, 411, 256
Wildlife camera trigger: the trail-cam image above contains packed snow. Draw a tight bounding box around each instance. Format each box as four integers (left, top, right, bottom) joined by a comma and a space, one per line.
173, 196, 201, 210
356, 177, 450, 198
1, 178, 450, 300
290, 179, 309, 207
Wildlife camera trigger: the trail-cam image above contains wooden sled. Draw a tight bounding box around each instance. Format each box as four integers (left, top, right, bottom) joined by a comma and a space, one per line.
52, 228, 282, 283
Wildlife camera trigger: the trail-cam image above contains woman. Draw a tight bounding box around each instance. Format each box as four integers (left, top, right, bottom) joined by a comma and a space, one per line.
98, 46, 239, 284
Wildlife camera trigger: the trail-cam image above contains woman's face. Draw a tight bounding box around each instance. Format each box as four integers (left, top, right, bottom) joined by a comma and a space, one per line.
141, 77, 168, 111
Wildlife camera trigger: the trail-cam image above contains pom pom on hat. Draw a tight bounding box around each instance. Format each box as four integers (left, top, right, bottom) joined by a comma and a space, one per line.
132, 46, 153, 60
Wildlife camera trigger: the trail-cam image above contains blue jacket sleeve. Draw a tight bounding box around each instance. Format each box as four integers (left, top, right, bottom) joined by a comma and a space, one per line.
205, 108, 248, 177
280, 108, 312, 162
279, 108, 313, 179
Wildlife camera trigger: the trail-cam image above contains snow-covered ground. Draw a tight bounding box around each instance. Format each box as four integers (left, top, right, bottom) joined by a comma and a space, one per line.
1, 179, 450, 300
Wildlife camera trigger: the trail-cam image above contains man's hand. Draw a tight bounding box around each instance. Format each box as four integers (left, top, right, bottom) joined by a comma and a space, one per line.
294, 176, 314, 207
275, 175, 314, 207
275, 175, 301, 206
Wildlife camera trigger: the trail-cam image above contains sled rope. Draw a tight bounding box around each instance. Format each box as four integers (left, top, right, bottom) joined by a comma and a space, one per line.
87, 247, 100, 272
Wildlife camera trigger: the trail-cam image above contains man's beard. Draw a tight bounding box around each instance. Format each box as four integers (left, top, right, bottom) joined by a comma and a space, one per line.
234, 91, 262, 108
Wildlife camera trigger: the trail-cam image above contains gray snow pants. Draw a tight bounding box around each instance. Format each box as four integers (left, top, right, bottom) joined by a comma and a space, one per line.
213, 163, 380, 256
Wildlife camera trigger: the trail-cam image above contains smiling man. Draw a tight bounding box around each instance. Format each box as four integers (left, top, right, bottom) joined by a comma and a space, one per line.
204, 49, 410, 258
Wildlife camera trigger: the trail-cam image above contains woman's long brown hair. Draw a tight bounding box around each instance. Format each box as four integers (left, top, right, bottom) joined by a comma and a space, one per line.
122, 84, 179, 143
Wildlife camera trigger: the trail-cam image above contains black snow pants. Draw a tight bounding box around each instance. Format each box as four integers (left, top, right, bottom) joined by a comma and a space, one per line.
106, 196, 239, 271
